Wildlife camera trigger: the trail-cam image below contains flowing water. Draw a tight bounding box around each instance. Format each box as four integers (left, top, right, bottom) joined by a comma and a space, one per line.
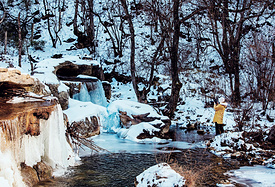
34, 127, 238, 187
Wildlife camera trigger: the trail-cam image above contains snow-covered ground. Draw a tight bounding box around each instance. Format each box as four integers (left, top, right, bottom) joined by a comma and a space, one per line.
1, 56, 275, 186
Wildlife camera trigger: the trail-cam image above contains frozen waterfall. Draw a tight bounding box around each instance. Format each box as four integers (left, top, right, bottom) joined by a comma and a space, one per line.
0, 104, 75, 187
72, 80, 108, 107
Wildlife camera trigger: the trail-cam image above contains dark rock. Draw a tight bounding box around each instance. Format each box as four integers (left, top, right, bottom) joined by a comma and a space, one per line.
102, 81, 111, 100
64, 38, 76, 43
197, 129, 205, 135
51, 54, 63, 59
53, 61, 104, 81
47, 83, 69, 110
70, 116, 100, 138
267, 115, 274, 122
21, 163, 39, 186
268, 125, 275, 144
33, 161, 53, 181
33, 34, 41, 39
119, 111, 138, 128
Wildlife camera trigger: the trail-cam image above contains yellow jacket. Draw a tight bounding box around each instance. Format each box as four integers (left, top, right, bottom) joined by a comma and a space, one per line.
213, 103, 226, 124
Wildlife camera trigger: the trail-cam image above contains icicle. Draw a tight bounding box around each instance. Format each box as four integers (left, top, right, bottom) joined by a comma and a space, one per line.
87, 80, 107, 107
0, 103, 75, 186
73, 83, 90, 102
0, 119, 26, 187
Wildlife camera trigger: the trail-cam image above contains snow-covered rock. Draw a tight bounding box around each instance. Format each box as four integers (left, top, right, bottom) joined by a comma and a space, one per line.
135, 163, 186, 187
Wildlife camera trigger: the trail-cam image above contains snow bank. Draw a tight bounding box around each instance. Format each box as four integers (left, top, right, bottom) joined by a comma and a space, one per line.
32, 56, 99, 84
106, 99, 169, 132
226, 165, 275, 186
117, 122, 160, 141
64, 98, 108, 124
135, 163, 186, 187
108, 100, 165, 118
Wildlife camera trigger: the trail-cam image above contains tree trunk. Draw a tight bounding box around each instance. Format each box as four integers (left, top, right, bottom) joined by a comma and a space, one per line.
138, 31, 167, 103
4, 31, 7, 54
163, 0, 182, 118
120, 0, 141, 102
30, 23, 34, 45
88, 0, 95, 52
233, 62, 240, 104
18, 13, 22, 67
73, 0, 79, 35
43, 0, 56, 48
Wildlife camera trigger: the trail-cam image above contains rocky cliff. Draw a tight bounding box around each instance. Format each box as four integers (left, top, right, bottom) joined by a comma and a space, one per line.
0, 68, 75, 187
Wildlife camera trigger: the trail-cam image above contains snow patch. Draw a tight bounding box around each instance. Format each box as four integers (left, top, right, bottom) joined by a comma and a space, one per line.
135, 163, 186, 187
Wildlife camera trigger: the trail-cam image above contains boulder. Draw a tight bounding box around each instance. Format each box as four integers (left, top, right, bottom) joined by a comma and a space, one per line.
268, 125, 275, 144
119, 111, 171, 139
30, 78, 51, 96
0, 68, 34, 87
197, 129, 205, 135
70, 116, 100, 138
20, 163, 39, 187
33, 161, 53, 181
53, 61, 104, 81
102, 81, 111, 100
135, 163, 186, 187
119, 111, 139, 128
47, 83, 69, 110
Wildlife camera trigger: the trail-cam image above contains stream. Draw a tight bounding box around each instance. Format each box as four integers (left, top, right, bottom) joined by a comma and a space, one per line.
34, 127, 241, 187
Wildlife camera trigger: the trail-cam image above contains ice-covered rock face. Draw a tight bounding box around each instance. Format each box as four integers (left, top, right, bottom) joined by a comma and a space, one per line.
0, 68, 35, 98
0, 97, 75, 187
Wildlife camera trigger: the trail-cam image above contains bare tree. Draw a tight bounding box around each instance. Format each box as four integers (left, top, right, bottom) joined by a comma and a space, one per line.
42, 0, 64, 48
73, 0, 95, 53
93, 0, 127, 58
162, 0, 182, 117
243, 31, 275, 111
120, 0, 141, 102
18, 13, 22, 67
201, 0, 275, 105
157, 0, 204, 117
0, 10, 5, 24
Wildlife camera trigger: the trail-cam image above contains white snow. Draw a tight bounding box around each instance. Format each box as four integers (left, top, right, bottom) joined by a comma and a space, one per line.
226, 165, 275, 187
64, 98, 108, 124
117, 122, 161, 141
135, 163, 186, 187
0, 150, 25, 187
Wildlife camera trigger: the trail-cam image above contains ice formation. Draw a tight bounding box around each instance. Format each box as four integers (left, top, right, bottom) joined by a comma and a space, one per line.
0, 104, 75, 187
72, 81, 107, 107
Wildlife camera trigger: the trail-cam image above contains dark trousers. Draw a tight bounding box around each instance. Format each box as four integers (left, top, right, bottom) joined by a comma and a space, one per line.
215, 122, 224, 135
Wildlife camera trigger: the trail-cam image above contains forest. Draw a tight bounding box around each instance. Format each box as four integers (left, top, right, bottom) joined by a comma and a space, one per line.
0, 0, 274, 114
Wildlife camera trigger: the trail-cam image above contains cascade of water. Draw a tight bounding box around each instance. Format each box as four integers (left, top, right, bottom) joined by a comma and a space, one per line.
72, 80, 107, 107
73, 83, 90, 102
86, 80, 107, 107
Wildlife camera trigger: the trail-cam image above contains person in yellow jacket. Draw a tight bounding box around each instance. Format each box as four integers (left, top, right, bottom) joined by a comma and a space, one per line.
213, 97, 228, 135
